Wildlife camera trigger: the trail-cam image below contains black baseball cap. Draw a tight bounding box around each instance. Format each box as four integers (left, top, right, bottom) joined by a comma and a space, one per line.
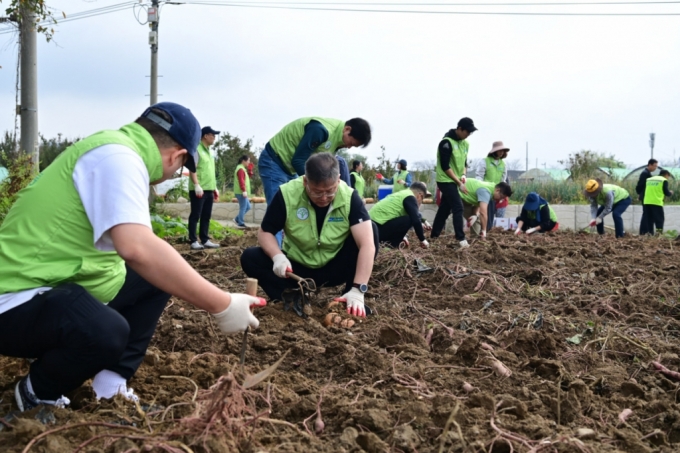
457, 117, 477, 133
201, 126, 220, 136
142, 102, 201, 172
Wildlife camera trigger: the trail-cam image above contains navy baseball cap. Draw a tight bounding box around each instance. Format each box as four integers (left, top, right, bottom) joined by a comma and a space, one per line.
142, 102, 201, 172
201, 126, 220, 136
457, 117, 477, 133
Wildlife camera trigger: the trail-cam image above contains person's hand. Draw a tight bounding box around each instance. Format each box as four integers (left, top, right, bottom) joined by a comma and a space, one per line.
401, 236, 410, 248
421, 239, 429, 249
514, 228, 522, 235
461, 175, 467, 184
423, 220, 432, 231
242, 192, 248, 198
467, 215, 478, 228
398, 179, 405, 185
213, 189, 220, 201
211, 294, 267, 334
459, 183, 469, 195
526, 227, 538, 235
194, 184, 204, 198
272, 253, 292, 278
334, 288, 366, 317
376, 173, 383, 180
480, 230, 487, 240
588, 218, 602, 227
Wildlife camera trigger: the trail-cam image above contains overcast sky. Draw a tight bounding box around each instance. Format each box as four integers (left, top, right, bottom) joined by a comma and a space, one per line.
1, 0, 679, 170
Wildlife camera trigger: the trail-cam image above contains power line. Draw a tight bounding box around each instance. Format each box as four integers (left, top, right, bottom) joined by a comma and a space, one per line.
183, 1, 680, 15
188, 0, 680, 5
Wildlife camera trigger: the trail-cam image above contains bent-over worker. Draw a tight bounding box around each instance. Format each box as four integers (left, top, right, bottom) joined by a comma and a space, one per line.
370, 181, 431, 249
241, 153, 378, 318
459, 179, 513, 239
515, 192, 558, 235
584, 179, 632, 238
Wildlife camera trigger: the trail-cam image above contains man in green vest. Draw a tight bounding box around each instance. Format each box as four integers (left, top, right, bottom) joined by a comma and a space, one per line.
0, 103, 266, 412
643, 170, 673, 235
188, 126, 220, 250
350, 159, 366, 198
584, 178, 632, 238
431, 117, 477, 248
477, 141, 509, 230
459, 179, 513, 239
377, 159, 411, 193
370, 182, 431, 249
514, 192, 559, 235
241, 153, 378, 318
234, 155, 252, 228
259, 118, 372, 246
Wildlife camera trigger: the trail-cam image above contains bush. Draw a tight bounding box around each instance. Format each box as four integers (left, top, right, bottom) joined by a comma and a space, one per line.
150, 214, 242, 241
0, 153, 34, 227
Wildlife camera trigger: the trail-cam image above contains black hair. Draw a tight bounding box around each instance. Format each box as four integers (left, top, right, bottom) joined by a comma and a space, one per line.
660, 169, 671, 177
305, 153, 339, 183
238, 155, 249, 164
135, 108, 180, 150
345, 118, 371, 148
649, 159, 658, 166
495, 182, 513, 197
352, 159, 363, 171
410, 181, 428, 196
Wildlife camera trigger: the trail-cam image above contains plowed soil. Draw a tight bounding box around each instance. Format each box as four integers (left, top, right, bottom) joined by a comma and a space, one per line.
3, 229, 680, 452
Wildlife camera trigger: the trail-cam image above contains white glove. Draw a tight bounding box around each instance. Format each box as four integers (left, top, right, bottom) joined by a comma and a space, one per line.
401, 236, 410, 248
243, 192, 248, 198
480, 230, 487, 240
423, 220, 432, 231
212, 294, 266, 334
334, 288, 366, 317
526, 227, 538, 235
194, 184, 204, 198
460, 175, 467, 184
595, 218, 603, 225
272, 253, 292, 278
514, 228, 522, 235
421, 240, 429, 249
467, 215, 478, 228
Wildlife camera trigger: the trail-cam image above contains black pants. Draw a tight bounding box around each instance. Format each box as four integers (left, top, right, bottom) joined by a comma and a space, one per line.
487, 200, 497, 231
431, 182, 465, 241
189, 190, 215, 243
515, 217, 557, 233
375, 217, 412, 248
643, 204, 664, 233
0, 266, 169, 400
240, 223, 379, 301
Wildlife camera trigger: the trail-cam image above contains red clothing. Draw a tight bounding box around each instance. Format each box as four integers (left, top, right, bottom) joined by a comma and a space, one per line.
496, 197, 508, 209
237, 168, 247, 192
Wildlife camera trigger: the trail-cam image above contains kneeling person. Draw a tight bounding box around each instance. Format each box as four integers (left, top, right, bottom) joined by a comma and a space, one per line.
241, 153, 378, 317
460, 179, 513, 239
370, 182, 431, 249
515, 192, 558, 235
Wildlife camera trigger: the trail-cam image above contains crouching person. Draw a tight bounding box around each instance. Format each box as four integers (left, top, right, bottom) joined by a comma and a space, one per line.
459, 179, 513, 239
241, 153, 378, 317
370, 181, 431, 249
0, 103, 265, 412
515, 192, 559, 235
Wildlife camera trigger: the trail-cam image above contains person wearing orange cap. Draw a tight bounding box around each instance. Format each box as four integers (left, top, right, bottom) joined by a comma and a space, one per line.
583, 179, 631, 238
476, 141, 509, 230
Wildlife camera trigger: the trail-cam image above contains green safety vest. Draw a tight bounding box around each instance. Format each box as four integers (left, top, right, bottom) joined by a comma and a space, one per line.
0, 123, 163, 302
483, 157, 505, 184
644, 176, 666, 206
460, 179, 496, 206
436, 137, 468, 182
527, 204, 558, 222
369, 189, 414, 225
234, 164, 251, 195
595, 184, 629, 206
269, 117, 346, 175
350, 171, 365, 197
188, 141, 216, 190
391, 170, 410, 193
280, 178, 353, 269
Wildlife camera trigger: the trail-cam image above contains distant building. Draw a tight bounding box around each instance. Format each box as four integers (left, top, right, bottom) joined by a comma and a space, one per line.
0, 167, 7, 184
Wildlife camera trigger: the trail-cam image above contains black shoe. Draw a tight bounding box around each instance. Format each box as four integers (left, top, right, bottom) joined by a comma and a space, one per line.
14, 376, 70, 412
282, 289, 307, 318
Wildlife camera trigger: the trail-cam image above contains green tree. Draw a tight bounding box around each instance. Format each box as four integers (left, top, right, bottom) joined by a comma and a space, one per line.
38, 133, 77, 171
2, 0, 58, 41
559, 150, 625, 181
213, 133, 262, 196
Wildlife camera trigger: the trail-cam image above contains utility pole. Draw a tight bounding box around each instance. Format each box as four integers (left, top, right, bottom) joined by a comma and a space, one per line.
525, 142, 528, 172
19, 3, 39, 172
148, 0, 159, 105
649, 133, 655, 160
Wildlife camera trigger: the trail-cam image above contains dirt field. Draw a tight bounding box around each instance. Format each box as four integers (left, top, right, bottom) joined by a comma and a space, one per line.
3, 229, 680, 452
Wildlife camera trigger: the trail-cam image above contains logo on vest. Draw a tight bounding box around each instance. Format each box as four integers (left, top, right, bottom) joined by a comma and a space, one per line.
296, 208, 309, 220
327, 217, 345, 223
324, 141, 332, 149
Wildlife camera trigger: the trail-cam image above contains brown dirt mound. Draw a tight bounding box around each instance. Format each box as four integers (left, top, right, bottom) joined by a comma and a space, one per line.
2, 229, 680, 452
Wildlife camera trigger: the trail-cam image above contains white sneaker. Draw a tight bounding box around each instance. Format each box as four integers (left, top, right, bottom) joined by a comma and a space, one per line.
190, 241, 204, 250
203, 240, 220, 249
459, 239, 470, 249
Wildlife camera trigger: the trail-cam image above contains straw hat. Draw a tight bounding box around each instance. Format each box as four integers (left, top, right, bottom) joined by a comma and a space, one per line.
583, 178, 603, 198
488, 141, 510, 157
